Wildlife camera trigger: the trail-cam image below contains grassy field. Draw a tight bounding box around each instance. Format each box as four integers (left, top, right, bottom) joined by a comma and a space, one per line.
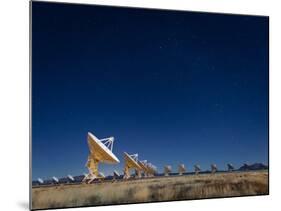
32, 170, 268, 210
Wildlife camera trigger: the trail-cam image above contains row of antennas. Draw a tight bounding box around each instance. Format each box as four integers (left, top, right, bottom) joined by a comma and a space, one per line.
36, 163, 235, 185
83, 133, 157, 183
84, 132, 236, 184
37, 175, 75, 185
123, 152, 157, 179
164, 163, 235, 176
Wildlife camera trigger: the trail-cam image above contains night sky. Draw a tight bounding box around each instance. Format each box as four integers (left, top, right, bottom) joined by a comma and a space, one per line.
32, 2, 269, 180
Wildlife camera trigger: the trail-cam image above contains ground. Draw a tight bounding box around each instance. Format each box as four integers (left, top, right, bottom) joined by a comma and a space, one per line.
32, 170, 268, 210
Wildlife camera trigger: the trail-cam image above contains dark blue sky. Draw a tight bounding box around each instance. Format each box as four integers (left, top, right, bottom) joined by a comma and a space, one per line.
32, 2, 269, 180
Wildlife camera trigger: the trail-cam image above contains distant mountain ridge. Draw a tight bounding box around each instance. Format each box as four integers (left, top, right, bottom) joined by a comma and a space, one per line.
239, 163, 268, 171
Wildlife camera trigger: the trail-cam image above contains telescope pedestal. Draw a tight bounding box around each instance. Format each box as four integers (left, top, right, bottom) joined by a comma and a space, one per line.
135, 169, 142, 178
123, 166, 130, 179
83, 156, 99, 183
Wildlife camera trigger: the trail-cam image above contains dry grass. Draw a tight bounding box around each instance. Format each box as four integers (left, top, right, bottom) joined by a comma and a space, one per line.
32, 171, 268, 210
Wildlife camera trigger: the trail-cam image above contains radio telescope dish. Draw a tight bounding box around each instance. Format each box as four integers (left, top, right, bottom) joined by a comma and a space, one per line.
211, 164, 217, 174
67, 175, 75, 182
164, 165, 172, 176
123, 152, 142, 179
84, 132, 120, 183
146, 163, 157, 177
113, 170, 120, 180
99, 172, 105, 178
38, 178, 44, 185
194, 165, 201, 175
52, 176, 59, 184
138, 160, 149, 177
227, 163, 234, 171
114, 170, 120, 176
178, 164, 186, 175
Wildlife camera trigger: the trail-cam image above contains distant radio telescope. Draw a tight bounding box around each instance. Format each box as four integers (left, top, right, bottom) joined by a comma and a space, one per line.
138, 160, 149, 177
98, 172, 105, 178
67, 175, 75, 182
194, 165, 201, 175
164, 165, 172, 176
227, 163, 234, 172
37, 178, 44, 185
178, 164, 186, 175
113, 170, 120, 180
211, 164, 217, 174
146, 163, 157, 177
123, 152, 142, 179
52, 176, 59, 184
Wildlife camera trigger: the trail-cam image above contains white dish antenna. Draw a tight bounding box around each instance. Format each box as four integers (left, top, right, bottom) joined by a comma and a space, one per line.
84, 132, 120, 183
164, 165, 172, 176
38, 178, 44, 184
194, 165, 201, 174
99, 172, 105, 178
227, 163, 234, 171
178, 164, 186, 175
138, 160, 149, 177
146, 162, 157, 176
211, 164, 217, 173
123, 152, 142, 179
113, 170, 120, 177
112, 170, 120, 180
87, 132, 119, 163
52, 176, 59, 183
67, 175, 75, 182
